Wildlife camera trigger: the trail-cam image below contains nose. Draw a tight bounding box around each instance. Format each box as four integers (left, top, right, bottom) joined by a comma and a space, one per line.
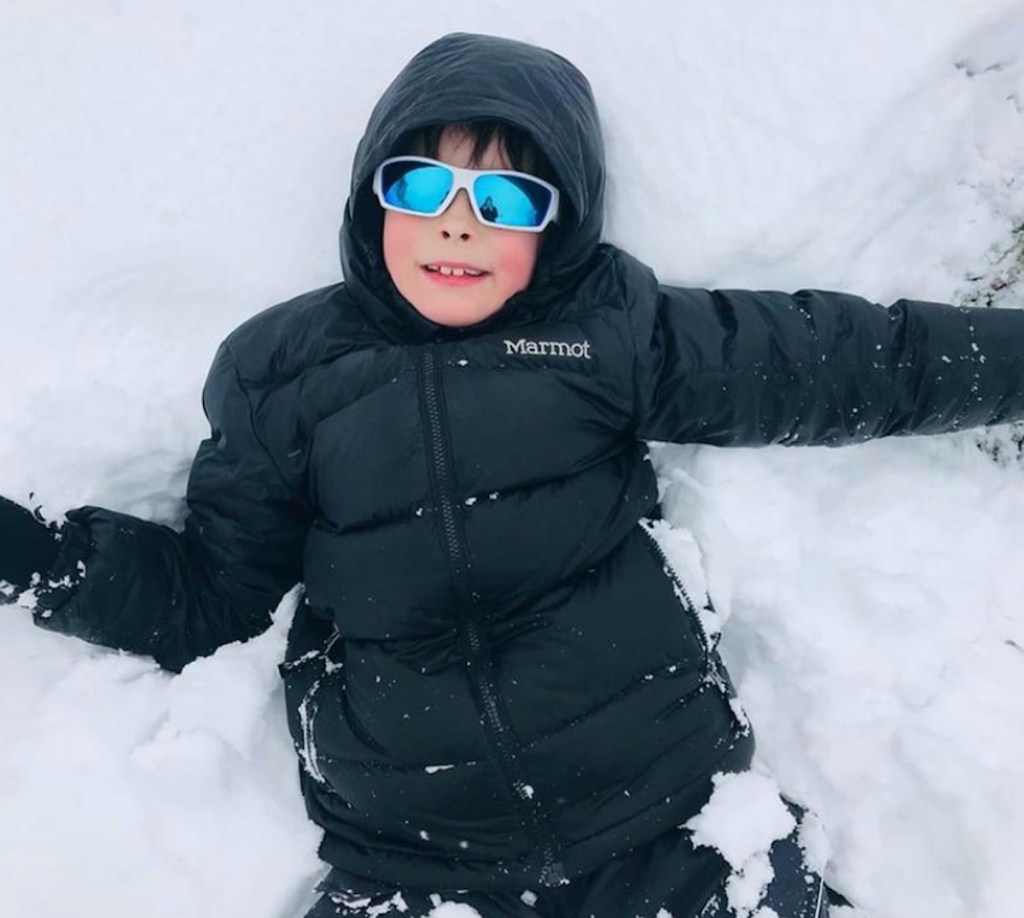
437, 189, 476, 240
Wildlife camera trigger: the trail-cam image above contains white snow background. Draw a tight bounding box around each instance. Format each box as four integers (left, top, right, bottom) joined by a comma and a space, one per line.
2, 2, 1024, 917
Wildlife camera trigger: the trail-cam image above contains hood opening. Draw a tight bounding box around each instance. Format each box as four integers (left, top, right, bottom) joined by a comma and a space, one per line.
339, 32, 606, 342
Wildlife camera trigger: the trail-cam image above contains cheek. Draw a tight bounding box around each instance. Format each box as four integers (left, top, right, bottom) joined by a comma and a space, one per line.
382, 211, 420, 270
491, 234, 540, 291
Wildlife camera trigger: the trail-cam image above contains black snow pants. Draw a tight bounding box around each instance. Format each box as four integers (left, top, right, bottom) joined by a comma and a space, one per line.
300, 808, 828, 918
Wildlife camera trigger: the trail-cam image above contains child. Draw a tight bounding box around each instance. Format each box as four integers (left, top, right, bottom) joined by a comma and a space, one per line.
3, 30, 1024, 918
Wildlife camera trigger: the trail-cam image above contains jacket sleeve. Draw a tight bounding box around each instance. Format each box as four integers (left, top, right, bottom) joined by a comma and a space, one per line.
33, 340, 312, 672
628, 280, 1024, 446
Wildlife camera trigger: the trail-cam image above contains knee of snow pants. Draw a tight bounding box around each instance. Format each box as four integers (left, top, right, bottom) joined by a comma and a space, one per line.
300, 799, 829, 918
550, 807, 826, 918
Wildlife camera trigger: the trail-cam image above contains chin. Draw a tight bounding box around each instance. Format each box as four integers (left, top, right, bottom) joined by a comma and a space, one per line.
422, 306, 501, 328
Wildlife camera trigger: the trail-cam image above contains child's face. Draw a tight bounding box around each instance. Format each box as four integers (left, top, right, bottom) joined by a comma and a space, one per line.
382, 127, 542, 328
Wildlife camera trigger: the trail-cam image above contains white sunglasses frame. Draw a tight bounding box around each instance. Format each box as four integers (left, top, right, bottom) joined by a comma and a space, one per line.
372, 155, 560, 234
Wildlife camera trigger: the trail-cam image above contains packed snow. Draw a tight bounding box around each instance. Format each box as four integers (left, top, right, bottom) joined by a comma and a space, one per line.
2, 2, 1024, 917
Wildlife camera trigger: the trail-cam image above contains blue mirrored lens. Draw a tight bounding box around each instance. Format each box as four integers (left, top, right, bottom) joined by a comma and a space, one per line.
473, 174, 551, 227
381, 162, 453, 213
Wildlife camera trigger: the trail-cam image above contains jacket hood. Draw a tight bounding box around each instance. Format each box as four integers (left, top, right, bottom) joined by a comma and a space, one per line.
339, 32, 607, 342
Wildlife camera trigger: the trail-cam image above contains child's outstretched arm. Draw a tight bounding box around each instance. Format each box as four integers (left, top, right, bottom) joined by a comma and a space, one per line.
620, 254, 1024, 446
5, 340, 312, 673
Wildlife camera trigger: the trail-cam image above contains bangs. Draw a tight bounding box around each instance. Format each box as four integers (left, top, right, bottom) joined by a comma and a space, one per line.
397, 121, 559, 187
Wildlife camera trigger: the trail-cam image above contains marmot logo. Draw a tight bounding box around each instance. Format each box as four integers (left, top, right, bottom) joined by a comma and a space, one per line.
504, 338, 592, 359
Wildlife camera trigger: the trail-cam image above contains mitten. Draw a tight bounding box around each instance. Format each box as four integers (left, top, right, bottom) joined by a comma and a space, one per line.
0, 493, 61, 594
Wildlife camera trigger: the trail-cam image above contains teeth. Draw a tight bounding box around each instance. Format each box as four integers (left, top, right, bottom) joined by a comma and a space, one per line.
426, 264, 483, 277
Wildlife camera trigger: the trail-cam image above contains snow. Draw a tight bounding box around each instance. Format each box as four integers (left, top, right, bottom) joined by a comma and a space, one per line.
672, 434, 1024, 918
685, 772, 797, 871
427, 898, 482, 918
327, 888, 410, 917
684, 772, 797, 917
2, 2, 1024, 917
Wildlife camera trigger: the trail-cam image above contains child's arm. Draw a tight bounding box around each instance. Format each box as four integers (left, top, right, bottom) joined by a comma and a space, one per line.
21, 340, 312, 673
623, 261, 1024, 445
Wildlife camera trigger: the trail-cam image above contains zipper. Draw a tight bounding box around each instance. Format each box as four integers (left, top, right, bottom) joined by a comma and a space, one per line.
420, 345, 566, 887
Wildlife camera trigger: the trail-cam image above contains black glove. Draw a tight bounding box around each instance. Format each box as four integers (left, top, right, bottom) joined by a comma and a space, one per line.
0, 493, 62, 593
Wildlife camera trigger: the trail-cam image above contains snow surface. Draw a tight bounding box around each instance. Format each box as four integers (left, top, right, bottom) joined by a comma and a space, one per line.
2, 2, 1024, 917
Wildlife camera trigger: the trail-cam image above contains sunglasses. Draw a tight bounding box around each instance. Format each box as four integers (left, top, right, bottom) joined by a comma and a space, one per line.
372, 156, 560, 233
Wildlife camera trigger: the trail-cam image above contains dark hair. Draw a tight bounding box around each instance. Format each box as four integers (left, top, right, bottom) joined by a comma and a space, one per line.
398, 120, 560, 188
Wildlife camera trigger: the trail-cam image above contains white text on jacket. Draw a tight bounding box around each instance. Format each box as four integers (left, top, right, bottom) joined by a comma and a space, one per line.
504, 339, 592, 359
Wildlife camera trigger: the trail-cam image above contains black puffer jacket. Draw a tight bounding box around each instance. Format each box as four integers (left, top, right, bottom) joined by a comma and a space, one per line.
33, 32, 1024, 891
